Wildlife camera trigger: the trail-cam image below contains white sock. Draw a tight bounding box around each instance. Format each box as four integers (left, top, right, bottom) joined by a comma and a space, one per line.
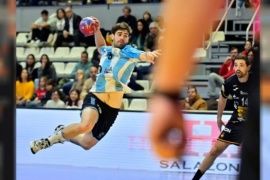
48, 130, 66, 144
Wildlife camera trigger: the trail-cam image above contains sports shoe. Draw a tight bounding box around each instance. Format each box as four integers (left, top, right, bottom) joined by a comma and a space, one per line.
30, 138, 51, 154
52, 125, 65, 144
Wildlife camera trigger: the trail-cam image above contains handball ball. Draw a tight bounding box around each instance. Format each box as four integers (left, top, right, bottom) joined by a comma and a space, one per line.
79, 17, 97, 36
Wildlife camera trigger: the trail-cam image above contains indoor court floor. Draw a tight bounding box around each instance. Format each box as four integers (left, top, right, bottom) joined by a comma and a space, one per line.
17, 164, 238, 180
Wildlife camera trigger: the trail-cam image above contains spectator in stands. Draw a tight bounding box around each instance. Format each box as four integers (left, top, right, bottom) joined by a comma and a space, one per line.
155, 16, 165, 33
237, 0, 254, 8
144, 22, 159, 52
39, 79, 57, 106
26, 76, 47, 108
130, 19, 148, 50
44, 89, 65, 108
16, 61, 22, 80
66, 90, 83, 108
116, 6, 137, 36
27, 10, 57, 47
142, 11, 153, 28
247, 49, 255, 72
25, 54, 38, 81
207, 47, 238, 100
135, 22, 160, 80
69, 69, 86, 94
36, 54, 57, 87
62, 51, 92, 95
80, 66, 98, 100
91, 48, 101, 66
50, 8, 67, 47
54, 7, 82, 47
241, 40, 252, 56
182, 86, 208, 110
16, 69, 35, 106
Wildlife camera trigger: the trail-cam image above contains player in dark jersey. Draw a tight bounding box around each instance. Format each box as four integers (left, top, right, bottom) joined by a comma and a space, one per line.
192, 55, 251, 180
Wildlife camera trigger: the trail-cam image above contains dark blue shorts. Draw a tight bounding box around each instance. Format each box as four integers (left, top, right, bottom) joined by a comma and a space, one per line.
81, 92, 119, 141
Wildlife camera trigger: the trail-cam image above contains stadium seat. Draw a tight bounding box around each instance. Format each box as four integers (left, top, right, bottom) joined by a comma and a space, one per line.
16, 32, 28, 46
122, 98, 129, 110
86, 46, 96, 57
135, 80, 149, 91
136, 62, 151, 68
16, 47, 25, 60
68, 47, 85, 60
194, 48, 207, 59
211, 31, 225, 43
24, 47, 40, 58
64, 62, 77, 75
50, 47, 70, 60
35, 62, 41, 68
20, 62, 26, 68
38, 47, 55, 59
53, 62, 65, 75
127, 99, 148, 111
149, 81, 155, 91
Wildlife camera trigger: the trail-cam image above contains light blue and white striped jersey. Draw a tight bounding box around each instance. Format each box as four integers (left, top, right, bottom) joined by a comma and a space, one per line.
90, 45, 143, 93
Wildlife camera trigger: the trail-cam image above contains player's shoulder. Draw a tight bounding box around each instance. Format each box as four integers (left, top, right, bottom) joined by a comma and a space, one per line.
224, 74, 238, 84
122, 45, 134, 51
100, 46, 112, 54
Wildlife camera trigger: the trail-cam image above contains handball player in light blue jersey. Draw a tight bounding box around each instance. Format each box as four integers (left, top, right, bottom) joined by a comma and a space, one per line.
30, 17, 160, 154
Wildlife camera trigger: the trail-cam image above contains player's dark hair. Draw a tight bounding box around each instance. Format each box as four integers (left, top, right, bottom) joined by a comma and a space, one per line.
235, 55, 251, 66
111, 22, 132, 35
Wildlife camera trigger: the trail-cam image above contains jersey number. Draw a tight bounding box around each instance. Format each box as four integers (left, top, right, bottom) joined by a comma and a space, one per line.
241, 97, 248, 106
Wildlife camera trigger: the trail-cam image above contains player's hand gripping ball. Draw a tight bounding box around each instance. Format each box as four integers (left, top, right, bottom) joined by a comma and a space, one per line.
79, 17, 98, 36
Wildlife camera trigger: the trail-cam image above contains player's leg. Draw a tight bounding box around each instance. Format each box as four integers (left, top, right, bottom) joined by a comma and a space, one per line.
69, 132, 98, 150
193, 120, 243, 179
192, 140, 230, 180
30, 107, 99, 154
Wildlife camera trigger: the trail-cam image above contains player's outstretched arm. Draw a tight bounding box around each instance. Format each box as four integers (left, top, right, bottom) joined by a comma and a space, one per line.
139, 50, 161, 64
149, 0, 223, 159
92, 17, 106, 54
